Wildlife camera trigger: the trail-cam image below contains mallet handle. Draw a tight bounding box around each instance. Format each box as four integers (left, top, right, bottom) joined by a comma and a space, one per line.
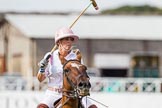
50, 44, 58, 54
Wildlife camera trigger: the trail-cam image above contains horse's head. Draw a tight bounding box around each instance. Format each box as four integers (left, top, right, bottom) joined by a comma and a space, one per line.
63, 59, 91, 97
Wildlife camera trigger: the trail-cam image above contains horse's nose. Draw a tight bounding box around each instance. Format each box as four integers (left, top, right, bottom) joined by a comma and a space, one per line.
87, 82, 91, 88
78, 81, 91, 88
78, 81, 84, 88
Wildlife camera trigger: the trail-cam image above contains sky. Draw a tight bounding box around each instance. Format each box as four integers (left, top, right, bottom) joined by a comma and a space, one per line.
0, 0, 162, 13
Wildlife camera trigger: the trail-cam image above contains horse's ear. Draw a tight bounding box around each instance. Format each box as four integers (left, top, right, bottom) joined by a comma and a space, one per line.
84, 65, 87, 70
73, 49, 82, 62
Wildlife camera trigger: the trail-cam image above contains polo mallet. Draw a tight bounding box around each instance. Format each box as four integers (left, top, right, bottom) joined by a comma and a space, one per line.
43, 0, 99, 61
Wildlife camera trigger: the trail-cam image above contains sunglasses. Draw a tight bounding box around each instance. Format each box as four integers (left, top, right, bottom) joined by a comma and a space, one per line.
62, 37, 74, 42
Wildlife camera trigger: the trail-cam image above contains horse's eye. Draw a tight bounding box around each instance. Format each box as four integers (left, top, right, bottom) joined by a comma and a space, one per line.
64, 69, 69, 73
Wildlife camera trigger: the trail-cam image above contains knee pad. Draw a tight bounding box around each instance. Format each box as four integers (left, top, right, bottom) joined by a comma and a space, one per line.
37, 103, 49, 108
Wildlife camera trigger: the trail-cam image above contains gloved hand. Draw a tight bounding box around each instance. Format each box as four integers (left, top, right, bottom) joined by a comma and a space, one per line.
38, 52, 52, 67
38, 52, 51, 73
38, 58, 49, 68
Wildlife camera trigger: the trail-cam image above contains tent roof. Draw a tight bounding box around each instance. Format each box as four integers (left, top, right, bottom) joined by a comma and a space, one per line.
6, 14, 162, 40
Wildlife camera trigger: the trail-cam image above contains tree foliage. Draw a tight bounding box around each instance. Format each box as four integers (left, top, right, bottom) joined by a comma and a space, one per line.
100, 5, 162, 15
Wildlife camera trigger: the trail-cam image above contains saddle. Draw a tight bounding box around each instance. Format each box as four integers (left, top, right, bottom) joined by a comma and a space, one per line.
53, 97, 85, 108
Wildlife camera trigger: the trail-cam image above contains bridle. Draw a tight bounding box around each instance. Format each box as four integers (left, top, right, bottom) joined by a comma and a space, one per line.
61, 59, 90, 108
63, 59, 89, 96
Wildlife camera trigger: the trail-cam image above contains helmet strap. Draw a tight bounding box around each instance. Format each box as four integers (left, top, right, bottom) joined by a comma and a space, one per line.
59, 42, 72, 52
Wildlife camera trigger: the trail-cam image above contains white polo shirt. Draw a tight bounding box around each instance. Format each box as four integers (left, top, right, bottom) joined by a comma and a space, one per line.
45, 49, 79, 88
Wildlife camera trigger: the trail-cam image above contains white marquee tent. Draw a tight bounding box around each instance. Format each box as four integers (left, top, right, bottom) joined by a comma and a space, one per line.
6, 14, 162, 40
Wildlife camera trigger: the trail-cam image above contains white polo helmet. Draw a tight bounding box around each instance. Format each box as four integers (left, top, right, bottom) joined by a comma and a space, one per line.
55, 27, 79, 44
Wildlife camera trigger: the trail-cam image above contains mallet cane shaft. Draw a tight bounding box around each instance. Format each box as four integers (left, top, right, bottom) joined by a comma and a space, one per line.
69, 2, 92, 29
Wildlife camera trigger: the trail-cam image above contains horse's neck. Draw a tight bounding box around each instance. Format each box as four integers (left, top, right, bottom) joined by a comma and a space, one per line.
62, 96, 79, 108
62, 84, 79, 108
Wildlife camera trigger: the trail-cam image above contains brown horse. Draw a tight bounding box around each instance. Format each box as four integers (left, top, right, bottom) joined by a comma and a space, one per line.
54, 59, 91, 108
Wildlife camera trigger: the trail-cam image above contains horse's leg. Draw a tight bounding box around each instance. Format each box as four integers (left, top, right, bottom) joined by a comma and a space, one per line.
37, 103, 49, 108
88, 104, 98, 108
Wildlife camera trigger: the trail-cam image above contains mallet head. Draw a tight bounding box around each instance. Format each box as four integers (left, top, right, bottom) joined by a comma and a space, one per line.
90, 0, 99, 10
